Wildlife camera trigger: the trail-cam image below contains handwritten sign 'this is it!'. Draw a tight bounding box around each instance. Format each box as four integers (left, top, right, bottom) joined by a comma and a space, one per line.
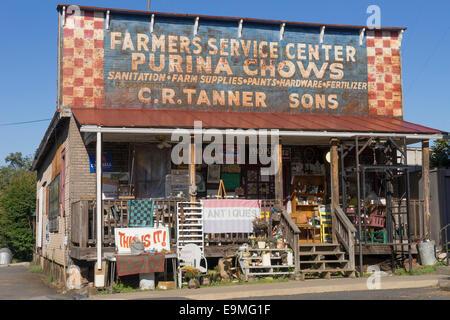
114, 227, 170, 254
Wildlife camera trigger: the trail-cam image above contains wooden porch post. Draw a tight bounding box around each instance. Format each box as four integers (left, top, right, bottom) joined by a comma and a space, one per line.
422, 140, 431, 239
275, 141, 284, 206
330, 138, 339, 243
189, 135, 196, 202
96, 131, 102, 270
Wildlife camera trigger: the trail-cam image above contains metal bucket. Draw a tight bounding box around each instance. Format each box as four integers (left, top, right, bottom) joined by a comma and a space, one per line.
417, 241, 437, 266
0, 248, 12, 265
130, 242, 145, 255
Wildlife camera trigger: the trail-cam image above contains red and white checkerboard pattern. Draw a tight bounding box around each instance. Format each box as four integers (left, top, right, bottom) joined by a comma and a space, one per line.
366, 30, 403, 117
62, 10, 104, 108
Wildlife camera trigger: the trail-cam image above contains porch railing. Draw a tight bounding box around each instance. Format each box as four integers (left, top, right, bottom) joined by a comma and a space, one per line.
70, 199, 280, 249
71, 199, 179, 248
407, 199, 426, 241
333, 205, 356, 270
279, 207, 300, 273
71, 200, 89, 247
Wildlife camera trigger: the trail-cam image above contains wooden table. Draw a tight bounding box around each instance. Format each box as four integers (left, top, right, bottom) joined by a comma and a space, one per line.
104, 252, 177, 292
297, 224, 321, 243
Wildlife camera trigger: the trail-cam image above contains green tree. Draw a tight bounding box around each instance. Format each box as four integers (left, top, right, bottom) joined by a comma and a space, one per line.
4, 152, 32, 171
430, 139, 450, 168
0, 152, 33, 192
0, 152, 35, 259
0, 171, 36, 260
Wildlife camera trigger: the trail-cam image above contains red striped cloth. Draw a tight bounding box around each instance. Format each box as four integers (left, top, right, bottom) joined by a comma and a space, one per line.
115, 253, 165, 276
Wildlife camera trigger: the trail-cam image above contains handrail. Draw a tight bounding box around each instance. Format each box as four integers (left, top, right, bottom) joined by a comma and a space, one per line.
279, 209, 300, 273
440, 223, 450, 266
334, 205, 356, 233
280, 209, 300, 234
333, 205, 356, 270
440, 223, 450, 234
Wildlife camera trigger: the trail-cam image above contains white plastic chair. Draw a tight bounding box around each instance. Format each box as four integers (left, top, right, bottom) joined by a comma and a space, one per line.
178, 244, 208, 288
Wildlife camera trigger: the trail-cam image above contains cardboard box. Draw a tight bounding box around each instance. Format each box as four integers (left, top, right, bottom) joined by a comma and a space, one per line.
157, 281, 176, 290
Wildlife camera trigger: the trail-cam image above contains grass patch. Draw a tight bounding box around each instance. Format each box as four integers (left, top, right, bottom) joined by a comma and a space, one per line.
199, 276, 290, 288
394, 261, 446, 276
97, 282, 140, 294
111, 282, 138, 293
102, 276, 291, 293
28, 262, 43, 274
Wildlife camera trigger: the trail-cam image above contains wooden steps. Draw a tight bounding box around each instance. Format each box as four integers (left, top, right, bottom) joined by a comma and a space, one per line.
298, 242, 355, 279
298, 251, 345, 256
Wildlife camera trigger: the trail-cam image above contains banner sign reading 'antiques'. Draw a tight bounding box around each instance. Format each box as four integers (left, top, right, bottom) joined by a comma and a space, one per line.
61, 9, 403, 117
202, 199, 261, 233
114, 227, 170, 253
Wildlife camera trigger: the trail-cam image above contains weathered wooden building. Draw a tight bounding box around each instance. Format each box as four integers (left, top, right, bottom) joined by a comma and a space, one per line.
32, 4, 446, 286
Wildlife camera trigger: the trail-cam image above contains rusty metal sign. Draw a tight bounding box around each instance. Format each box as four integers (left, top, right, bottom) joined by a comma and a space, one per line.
61, 9, 403, 117
104, 18, 369, 115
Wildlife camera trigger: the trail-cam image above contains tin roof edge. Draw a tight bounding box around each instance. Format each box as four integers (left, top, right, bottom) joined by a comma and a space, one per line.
56, 4, 407, 31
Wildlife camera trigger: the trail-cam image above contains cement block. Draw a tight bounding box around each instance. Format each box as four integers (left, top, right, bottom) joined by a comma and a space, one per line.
438, 278, 450, 291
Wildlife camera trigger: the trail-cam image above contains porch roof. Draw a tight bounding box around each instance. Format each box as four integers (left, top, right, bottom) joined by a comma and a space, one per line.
71, 108, 444, 136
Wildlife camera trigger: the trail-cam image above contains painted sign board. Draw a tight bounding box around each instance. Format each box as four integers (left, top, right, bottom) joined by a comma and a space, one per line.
60, 8, 403, 117
89, 152, 113, 172
114, 227, 170, 253
202, 199, 261, 233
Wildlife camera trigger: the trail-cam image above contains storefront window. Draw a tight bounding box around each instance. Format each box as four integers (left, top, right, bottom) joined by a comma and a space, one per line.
133, 145, 171, 199
48, 174, 60, 232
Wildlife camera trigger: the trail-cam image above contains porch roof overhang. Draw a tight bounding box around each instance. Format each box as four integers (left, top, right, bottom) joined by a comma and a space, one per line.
31, 111, 70, 171
72, 108, 446, 143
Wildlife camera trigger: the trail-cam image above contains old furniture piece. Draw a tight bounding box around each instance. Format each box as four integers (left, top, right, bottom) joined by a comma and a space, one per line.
118, 180, 135, 199
176, 202, 205, 287
105, 251, 177, 293
238, 248, 295, 280
319, 205, 332, 243
353, 204, 387, 243
177, 244, 208, 288
290, 175, 326, 242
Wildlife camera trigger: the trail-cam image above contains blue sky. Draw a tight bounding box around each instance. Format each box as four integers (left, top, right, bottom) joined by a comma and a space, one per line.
0, 0, 449, 165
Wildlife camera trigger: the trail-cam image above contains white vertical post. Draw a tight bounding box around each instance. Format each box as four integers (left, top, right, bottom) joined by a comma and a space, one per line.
279, 23, 285, 41
106, 10, 110, 30
320, 26, 325, 43
193, 17, 199, 36
150, 14, 155, 34
37, 187, 44, 248
62, 6, 66, 26
238, 19, 243, 38
359, 28, 366, 46
96, 131, 102, 270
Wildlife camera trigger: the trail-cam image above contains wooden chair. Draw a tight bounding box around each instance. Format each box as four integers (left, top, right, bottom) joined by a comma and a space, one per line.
118, 181, 135, 199
319, 206, 332, 243
353, 207, 386, 243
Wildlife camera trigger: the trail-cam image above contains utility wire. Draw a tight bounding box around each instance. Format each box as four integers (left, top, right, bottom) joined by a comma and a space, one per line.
0, 118, 52, 127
